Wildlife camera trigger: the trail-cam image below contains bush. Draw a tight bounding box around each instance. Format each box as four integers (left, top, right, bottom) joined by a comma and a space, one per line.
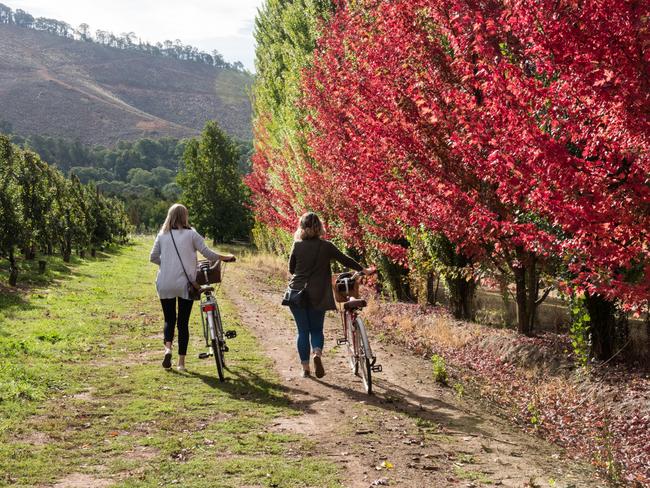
431, 354, 448, 385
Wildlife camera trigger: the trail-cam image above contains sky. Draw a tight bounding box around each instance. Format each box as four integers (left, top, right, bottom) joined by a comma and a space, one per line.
7, 0, 264, 71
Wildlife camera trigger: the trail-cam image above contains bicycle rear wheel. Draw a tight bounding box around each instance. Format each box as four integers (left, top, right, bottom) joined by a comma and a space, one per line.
207, 311, 225, 382
345, 313, 358, 375
211, 338, 225, 382
214, 304, 226, 369
355, 318, 372, 394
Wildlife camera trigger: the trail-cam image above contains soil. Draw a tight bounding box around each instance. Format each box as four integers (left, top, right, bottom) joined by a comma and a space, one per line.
222, 262, 606, 488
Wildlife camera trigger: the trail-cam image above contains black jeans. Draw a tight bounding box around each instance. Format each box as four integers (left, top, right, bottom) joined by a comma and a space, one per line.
161, 298, 194, 356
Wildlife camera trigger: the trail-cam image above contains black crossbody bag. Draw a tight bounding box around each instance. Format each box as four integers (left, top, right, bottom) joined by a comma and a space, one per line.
282, 240, 323, 308
170, 229, 201, 301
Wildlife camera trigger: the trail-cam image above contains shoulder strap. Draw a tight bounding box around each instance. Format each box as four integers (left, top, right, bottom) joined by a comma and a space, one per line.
169, 229, 193, 284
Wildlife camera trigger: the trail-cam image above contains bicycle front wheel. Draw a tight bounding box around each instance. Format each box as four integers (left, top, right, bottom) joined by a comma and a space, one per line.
355, 318, 372, 394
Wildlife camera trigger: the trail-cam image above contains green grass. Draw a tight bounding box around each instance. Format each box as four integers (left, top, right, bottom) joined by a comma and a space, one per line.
0, 236, 341, 487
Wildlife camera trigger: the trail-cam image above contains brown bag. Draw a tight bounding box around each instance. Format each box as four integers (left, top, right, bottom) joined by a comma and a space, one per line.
196, 260, 222, 285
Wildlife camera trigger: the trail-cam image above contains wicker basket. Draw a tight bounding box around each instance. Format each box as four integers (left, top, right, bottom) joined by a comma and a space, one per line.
332, 273, 360, 303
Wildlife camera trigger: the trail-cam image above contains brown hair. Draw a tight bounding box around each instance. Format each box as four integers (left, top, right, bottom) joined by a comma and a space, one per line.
161, 203, 190, 233
294, 212, 325, 241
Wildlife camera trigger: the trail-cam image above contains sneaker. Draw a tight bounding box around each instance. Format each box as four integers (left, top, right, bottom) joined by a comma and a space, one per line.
313, 355, 325, 378
301, 369, 311, 378
162, 351, 172, 369
177, 365, 187, 372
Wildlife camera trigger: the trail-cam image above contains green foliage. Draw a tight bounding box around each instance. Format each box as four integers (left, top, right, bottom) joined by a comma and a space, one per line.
178, 121, 253, 242
527, 400, 542, 429
569, 294, 591, 368
431, 354, 448, 385
0, 132, 254, 231
405, 227, 476, 319
251, 221, 293, 256
251, 0, 335, 248
0, 135, 131, 283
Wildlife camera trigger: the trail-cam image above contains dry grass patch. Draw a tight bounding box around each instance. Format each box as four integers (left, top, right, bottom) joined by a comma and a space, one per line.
365, 295, 479, 349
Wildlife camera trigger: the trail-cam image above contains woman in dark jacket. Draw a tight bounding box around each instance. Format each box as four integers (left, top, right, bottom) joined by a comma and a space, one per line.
288, 212, 373, 378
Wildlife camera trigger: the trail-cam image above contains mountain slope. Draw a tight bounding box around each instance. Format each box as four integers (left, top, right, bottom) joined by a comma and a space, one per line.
0, 24, 252, 144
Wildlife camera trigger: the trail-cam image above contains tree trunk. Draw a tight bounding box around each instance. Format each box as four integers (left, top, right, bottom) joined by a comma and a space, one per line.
426, 272, 440, 306
447, 275, 476, 320
62, 241, 72, 263
79, 249, 85, 259
91, 248, 96, 258
513, 249, 538, 336
8, 247, 18, 286
498, 274, 514, 327
38, 260, 47, 274
584, 293, 617, 361
425, 272, 434, 305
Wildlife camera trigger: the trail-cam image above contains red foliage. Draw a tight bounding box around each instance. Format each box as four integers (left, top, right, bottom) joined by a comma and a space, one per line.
298, 0, 649, 307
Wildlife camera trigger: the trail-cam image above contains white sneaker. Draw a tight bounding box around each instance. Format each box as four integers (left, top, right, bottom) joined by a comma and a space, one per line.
177, 365, 187, 372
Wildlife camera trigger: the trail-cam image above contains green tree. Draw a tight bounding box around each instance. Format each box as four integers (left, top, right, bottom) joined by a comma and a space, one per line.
0, 136, 25, 285
178, 121, 252, 242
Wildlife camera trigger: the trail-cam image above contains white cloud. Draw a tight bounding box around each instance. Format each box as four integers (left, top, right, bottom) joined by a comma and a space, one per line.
6, 0, 263, 70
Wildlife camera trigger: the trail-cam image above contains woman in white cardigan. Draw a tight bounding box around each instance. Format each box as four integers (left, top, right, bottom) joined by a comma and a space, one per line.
150, 204, 235, 371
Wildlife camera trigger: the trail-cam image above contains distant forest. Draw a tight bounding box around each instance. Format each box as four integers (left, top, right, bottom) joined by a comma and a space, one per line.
1, 124, 253, 230
0, 3, 247, 72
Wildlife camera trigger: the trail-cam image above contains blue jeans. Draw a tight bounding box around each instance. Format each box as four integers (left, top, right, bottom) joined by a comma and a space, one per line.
289, 305, 326, 363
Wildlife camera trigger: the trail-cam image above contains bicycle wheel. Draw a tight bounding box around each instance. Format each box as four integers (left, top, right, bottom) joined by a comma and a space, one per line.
211, 338, 225, 382
355, 318, 372, 394
207, 312, 225, 382
200, 308, 209, 347
345, 313, 358, 375
214, 304, 226, 369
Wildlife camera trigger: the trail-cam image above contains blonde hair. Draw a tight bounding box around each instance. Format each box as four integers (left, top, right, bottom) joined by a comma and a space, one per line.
161, 203, 190, 233
294, 212, 325, 241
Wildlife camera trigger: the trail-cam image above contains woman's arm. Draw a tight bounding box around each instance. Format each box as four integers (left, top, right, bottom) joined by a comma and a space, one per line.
191, 230, 235, 262
149, 235, 161, 265
288, 243, 297, 275
328, 241, 363, 271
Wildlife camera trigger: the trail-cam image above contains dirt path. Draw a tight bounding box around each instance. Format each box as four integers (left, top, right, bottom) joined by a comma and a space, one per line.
223, 259, 605, 488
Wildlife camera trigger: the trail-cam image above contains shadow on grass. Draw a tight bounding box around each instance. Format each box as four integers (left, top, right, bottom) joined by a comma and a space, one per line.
184, 366, 326, 414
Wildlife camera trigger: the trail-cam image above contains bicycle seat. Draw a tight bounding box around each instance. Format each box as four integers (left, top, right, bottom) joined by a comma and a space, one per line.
344, 298, 367, 310
200, 285, 215, 294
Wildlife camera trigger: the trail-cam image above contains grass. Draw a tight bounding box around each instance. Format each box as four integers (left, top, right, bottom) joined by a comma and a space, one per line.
453, 466, 493, 484
0, 236, 341, 487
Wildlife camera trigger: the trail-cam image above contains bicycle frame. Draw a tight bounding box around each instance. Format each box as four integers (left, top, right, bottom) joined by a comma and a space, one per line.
200, 293, 222, 345
196, 260, 236, 382
342, 307, 378, 369
336, 270, 382, 394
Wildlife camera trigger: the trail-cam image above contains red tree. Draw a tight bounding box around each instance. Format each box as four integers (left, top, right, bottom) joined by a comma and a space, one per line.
302, 0, 649, 333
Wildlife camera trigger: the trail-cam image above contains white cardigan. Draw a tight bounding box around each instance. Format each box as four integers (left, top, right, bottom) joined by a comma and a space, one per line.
149, 228, 222, 300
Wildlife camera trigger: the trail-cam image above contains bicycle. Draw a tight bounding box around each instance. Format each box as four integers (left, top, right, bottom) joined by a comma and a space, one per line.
334, 271, 382, 394
197, 259, 237, 382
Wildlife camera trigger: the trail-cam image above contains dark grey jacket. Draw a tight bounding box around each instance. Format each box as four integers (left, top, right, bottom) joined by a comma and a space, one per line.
288, 238, 363, 311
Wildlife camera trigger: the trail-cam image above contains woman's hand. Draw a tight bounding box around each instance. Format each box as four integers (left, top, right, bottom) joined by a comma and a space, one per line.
362, 266, 377, 276
222, 255, 237, 263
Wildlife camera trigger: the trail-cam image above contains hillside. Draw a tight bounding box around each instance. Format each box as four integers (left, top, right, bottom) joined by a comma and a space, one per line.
0, 24, 253, 145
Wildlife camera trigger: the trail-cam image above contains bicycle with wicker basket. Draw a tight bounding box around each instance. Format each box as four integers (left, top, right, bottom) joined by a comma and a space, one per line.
196, 259, 237, 382
333, 270, 382, 394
